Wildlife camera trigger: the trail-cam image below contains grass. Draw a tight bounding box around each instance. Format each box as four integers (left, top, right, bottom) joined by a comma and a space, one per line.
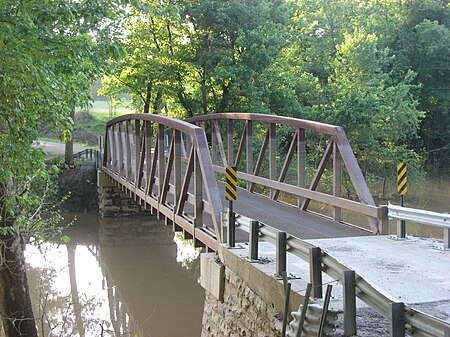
75, 100, 135, 133
39, 100, 137, 146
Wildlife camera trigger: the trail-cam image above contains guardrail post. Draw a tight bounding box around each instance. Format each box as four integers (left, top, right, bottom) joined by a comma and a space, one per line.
249, 220, 259, 260
276, 231, 287, 277
309, 247, 323, 298
379, 205, 389, 235
444, 228, 450, 250
343, 270, 356, 336
397, 219, 406, 239
221, 210, 228, 245
228, 205, 235, 248
389, 302, 405, 337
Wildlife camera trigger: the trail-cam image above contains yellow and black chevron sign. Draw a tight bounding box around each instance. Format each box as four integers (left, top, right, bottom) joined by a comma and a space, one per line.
225, 166, 237, 201
397, 162, 407, 195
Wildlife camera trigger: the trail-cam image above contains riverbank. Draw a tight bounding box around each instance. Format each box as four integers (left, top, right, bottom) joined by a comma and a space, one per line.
58, 160, 99, 213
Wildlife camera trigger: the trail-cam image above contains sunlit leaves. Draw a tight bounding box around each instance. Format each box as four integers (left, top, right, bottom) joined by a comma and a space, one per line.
0, 0, 125, 230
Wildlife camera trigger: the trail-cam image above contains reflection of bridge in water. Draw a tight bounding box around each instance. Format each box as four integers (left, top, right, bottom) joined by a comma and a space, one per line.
30, 214, 204, 337
96, 216, 204, 337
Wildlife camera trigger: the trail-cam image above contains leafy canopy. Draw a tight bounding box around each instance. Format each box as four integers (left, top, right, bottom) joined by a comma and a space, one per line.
0, 0, 125, 232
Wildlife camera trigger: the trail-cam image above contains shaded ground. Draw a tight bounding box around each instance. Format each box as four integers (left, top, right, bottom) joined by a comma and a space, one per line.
334, 307, 390, 337
58, 161, 98, 213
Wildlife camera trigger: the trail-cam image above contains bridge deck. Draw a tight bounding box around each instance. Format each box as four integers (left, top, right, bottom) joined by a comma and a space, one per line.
218, 182, 370, 240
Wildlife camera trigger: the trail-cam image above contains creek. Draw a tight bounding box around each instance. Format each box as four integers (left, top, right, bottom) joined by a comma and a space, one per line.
23, 214, 205, 337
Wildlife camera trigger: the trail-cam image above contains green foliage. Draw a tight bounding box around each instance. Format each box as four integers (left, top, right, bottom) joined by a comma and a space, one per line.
0, 0, 125, 233
103, 0, 293, 116
318, 31, 423, 178
98, 0, 448, 179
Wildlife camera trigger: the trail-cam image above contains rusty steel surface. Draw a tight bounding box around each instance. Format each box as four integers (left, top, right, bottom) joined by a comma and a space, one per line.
187, 112, 342, 136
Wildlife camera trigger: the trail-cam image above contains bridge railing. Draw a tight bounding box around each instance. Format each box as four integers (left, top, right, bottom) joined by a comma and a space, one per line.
74, 148, 102, 168
187, 113, 388, 234
388, 203, 450, 249
101, 114, 223, 250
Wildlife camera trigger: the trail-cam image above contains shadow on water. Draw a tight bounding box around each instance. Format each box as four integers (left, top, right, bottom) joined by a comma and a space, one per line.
24, 214, 205, 337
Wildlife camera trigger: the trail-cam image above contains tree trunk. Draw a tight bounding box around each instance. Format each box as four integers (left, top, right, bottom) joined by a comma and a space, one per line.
200, 74, 208, 115
143, 81, 152, 114
0, 217, 37, 337
217, 84, 230, 114
153, 88, 163, 114
65, 107, 75, 166
67, 243, 85, 337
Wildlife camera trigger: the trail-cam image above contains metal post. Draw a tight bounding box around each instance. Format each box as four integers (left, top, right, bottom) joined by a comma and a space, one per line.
398, 195, 406, 238
379, 205, 389, 235
318, 284, 333, 337
343, 270, 356, 336
228, 201, 235, 247
389, 302, 405, 337
444, 228, 450, 250
246, 120, 253, 191
249, 220, 259, 260
282, 282, 291, 337
333, 141, 343, 222
309, 247, 323, 298
227, 119, 234, 166
297, 129, 306, 208
296, 283, 312, 337
221, 210, 228, 244
276, 231, 287, 277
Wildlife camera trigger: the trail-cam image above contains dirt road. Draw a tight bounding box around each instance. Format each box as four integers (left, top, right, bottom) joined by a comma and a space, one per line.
33, 140, 86, 156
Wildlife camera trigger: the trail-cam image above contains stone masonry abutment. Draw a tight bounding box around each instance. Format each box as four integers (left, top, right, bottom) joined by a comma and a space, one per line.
200, 246, 304, 337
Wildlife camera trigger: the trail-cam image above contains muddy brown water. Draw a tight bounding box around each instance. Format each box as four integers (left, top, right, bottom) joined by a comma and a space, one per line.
24, 214, 205, 337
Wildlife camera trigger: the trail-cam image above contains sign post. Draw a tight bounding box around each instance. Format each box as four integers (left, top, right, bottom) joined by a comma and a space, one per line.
225, 166, 237, 247
397, 163, 407, 238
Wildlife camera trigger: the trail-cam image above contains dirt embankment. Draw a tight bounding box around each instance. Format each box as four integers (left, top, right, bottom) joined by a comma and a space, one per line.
58, 161, 98, 213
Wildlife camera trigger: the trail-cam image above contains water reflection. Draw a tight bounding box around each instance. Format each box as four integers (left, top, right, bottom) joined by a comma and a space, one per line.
24, 214, 205, 337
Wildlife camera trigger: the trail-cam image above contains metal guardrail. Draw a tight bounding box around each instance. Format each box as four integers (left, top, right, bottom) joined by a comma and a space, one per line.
74, 148, 102, 169
388, 203, 450, 249
230, 213, 450, 337
73, 136, 104, 169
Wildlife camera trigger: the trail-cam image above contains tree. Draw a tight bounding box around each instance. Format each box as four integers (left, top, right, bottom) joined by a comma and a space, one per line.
322, 31, 423, 178
104, 0, 293, 117
102, 0, 448, 178
279, 0, 426, 180
0, 0, 125, 335
413, 20, 450, 168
